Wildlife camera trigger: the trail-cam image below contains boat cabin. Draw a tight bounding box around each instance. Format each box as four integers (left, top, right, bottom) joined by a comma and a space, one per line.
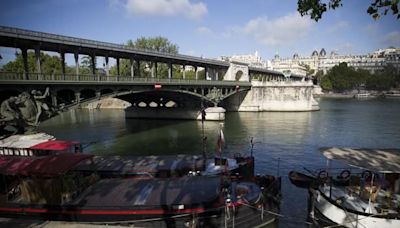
0, 153, 95, 205
0, 133, 82, 156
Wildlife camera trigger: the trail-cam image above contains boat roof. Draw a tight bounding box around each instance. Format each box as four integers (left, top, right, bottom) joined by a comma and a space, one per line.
74, 155, 205, 175
0, 154, 93, 177
72, 176, 221, 208
0, 133, 55, 149
0, 156, 34, 175
29, 140, 80, 151
320, 147, 400, 173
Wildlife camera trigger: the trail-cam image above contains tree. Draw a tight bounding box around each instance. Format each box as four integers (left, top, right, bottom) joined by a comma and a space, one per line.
110, 36, 179, 78
298, 0, 400, 21
1, 51, 64, 74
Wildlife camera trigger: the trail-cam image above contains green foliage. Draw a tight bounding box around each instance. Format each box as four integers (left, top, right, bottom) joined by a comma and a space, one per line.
1, 51, 64, 74
297, 0, 343, 21
109, 36, 179, 77
319, 63, 399, 91
297, 0, 399, 21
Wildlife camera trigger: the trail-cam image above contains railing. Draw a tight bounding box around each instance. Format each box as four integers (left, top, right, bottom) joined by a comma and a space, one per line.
0, 72, 252, 86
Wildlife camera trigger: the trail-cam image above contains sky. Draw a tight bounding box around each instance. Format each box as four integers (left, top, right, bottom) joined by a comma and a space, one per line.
0, 0, 399, 66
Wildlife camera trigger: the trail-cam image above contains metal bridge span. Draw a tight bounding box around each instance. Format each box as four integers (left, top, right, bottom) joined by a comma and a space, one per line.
0, 26, 312, 120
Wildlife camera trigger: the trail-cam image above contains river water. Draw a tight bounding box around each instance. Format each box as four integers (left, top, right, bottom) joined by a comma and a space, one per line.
38, 97, 400, 227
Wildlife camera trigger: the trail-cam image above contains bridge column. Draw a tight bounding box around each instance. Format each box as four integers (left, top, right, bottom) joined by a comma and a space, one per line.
168, 63, 172, 79
130, 58, 134, 78
195, 66, 198, 80
74, 52, 79, 79
105, 56, 109, 76
90, 53, 96, 76
136, 60, 141, 77
34, 46, 41, 77
151, 62, 157, 78
182, 65, 186, 79
205, 66, 209, 80
75, 92, 81, 104
116, 58, 120, 76
216, 71, 219, 81
21, 48, 29, 80
95, 91, 101, 99
60, 52, 66, 79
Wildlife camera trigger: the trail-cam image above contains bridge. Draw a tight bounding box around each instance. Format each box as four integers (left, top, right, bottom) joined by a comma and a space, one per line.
0, 26, 315, 121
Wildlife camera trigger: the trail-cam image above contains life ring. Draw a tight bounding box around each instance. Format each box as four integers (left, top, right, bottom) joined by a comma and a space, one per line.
318, 170, 329, 179
339, 170, 351, 179
362, 170, 372, 180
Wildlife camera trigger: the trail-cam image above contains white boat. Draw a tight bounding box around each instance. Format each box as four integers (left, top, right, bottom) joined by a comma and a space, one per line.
354, 93, 375, 99
309, 147, 400, 228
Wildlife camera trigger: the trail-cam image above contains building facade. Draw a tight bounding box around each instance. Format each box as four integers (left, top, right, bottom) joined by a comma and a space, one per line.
272, 48, 400, 75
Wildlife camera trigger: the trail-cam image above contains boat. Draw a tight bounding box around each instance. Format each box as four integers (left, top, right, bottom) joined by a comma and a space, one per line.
288, 170, 318, 189
0, 133, 82, 156
0, 153, 281, 227
354, 93, 375, 99
308, 147, 400, 228
385, 91, 400, 98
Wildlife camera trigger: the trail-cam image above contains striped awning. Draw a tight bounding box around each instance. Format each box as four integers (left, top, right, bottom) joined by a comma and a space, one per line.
320, 147, 400, 173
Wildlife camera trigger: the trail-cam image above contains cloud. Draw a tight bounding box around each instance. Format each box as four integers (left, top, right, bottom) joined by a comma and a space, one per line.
326, 20, 349, 33
381, 31, 400, 47
125, 0, 207, 19
195, 26, 215, 37
363, 23, 379, 36
230, 12, 314, 47
335, 42, 354, 54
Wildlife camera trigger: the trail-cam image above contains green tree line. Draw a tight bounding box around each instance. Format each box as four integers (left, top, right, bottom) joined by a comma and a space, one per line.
319, 62, 400, 91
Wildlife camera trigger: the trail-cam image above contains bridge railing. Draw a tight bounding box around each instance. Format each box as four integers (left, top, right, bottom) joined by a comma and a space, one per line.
0, 72, 252, 86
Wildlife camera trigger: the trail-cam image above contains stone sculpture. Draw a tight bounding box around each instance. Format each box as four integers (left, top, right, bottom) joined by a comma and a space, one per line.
0, 88, 54, 136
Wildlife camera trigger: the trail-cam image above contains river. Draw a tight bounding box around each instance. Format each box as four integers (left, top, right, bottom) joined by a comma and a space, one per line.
38, 97, 400, 227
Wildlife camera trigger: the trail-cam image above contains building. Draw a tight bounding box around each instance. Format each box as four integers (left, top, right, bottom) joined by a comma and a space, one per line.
271, 48, 400, 75
219, 51, 271, 69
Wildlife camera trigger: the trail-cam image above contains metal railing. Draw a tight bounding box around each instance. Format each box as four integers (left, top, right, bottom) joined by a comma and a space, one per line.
0, 72, 252, 86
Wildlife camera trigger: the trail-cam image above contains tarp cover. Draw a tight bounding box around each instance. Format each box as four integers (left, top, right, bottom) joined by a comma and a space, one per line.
0, 133, 54, 149
72, 176, 221, 207
320, 147, 400, 173
0, 156, 34, 175
0, 154, 93, 177
29, 140, 80, 151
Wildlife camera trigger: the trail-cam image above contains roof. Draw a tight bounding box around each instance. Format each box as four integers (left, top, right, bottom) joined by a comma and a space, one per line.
0, 133, 54, 149
72, 176, 221, 207
0, 156, 34, 175
0, 153, 93, 177
320, 147, 400, 173
29, 140, 80, 151
74, 155, 205, 175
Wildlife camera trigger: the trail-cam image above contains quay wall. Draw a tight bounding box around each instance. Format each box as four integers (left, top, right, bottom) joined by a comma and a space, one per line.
225, 81, 320, 112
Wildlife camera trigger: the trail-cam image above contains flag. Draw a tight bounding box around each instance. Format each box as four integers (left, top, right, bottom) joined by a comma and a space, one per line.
217, 129, 225, 153
201, 109, 206, 123
201, 102, 206, 123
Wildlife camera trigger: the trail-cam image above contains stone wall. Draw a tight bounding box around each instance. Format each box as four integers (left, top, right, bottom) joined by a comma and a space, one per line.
223, 81, 319, 111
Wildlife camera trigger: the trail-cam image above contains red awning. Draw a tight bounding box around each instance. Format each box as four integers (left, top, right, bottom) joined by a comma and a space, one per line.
29, 140, 80, 151
0, 154, 93, 177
